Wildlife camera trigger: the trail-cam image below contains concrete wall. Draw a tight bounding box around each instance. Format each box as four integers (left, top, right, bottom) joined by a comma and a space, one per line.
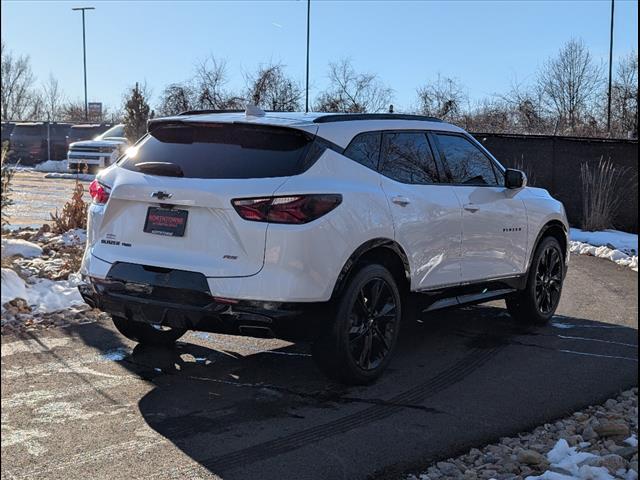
472, 133, 639, 233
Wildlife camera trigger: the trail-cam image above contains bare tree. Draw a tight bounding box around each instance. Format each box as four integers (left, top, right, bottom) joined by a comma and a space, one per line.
416, 74, 467, 122
42, 73, 65, 121
1, 40, 37, 121
194, 56, 244, 109
61, 99, 111, 123
610, 51, 638, 138
462, 99, 511, 133
157, 83, 195, 116
498, 80, 547, 134
314, 58, 392, 113
536, 38, 604, 133
245, 62, 302, 111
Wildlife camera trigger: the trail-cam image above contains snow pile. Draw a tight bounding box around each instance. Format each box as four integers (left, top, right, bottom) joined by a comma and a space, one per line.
49, 229, 87, 247
570, 228, 638, 272
44, 172, 95, 181
1, 268, 28, 305
525, 439, 634, 480
34, 159, 69, 173
1, 268, 83, 313
1, 238, 43, 259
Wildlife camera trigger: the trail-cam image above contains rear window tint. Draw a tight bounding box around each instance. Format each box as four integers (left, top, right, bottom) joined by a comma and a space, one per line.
119, 123, 314, 179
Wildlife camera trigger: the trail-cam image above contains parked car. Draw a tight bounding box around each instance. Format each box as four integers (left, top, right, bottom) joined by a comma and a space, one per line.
67, 124, 128, 173
66, 123, 112, 146
8, 122, 71, 164
78, 109, 569, 384
1, 122, 15, 146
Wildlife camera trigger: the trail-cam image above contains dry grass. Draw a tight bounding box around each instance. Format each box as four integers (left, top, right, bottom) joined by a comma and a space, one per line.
512, 154, 536, 186
1, 141, 16, 227
580, 156, 634, 231
49, 183, 88, 234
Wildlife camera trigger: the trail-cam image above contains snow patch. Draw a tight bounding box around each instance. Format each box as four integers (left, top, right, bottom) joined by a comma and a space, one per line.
569, 229, 638, 272
44, 172, 95, 181
570, 229, 638, 254
99, 349, 128, 362
1, 268, 84, 313
49, 229, 87, 247
34, 159, 69, 173
1, 268, 29, 306
526, 439, 623, 480
1, 238, 43, 259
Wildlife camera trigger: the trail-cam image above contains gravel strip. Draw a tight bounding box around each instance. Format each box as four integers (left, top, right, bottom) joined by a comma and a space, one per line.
407, 388, 638, 480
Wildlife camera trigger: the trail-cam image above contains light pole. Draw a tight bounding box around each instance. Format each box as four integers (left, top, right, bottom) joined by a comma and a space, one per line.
305, 0, 310, 113
606, 0, 614, 133
72, 6, 95, 121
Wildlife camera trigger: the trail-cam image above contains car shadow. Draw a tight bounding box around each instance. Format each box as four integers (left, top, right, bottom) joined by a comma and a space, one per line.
70, 304, 638, 480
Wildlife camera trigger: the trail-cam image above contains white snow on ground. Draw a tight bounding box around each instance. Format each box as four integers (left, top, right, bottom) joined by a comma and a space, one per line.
34, 159, 69, 173
1, 268, 83, 313
526, 439, 614, 480
570, 229, 638, 253
1, 238, 43, 259
1, 269, 28, 306
44, 172, 95, 181
33, 160, 95, 180
49, 229, 87, 247
1, 229, 87, 313
570, 228, 638, 272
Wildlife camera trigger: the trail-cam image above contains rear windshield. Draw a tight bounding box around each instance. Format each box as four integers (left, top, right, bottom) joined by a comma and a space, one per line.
68, 127, 102, 141
98, 125, 124, 139
119, 123, 314, 179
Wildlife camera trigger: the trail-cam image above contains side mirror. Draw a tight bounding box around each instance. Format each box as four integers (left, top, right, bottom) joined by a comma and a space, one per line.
505, 168, 527, 189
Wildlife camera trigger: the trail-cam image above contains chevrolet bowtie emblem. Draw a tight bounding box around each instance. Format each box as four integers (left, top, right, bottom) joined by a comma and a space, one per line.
151, 191, 173, 200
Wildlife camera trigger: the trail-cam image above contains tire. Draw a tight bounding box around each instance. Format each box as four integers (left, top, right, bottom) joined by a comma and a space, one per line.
313, 264, 402, 385
506, 236, 565, 325
112, 315, 186, 346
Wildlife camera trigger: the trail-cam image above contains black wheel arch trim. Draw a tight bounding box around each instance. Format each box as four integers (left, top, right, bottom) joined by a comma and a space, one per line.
528, 220, 569, 272
331, 238, 411, 300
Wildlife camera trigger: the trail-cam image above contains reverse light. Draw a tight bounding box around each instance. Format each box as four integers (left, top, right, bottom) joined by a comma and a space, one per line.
231, 194, 342, 224
89, 179, 110, 205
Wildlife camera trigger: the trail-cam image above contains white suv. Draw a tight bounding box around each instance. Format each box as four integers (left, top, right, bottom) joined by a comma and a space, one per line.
79, 109, 569, 384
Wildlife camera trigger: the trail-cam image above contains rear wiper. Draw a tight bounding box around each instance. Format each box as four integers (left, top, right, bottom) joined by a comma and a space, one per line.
135, 162, 184, 177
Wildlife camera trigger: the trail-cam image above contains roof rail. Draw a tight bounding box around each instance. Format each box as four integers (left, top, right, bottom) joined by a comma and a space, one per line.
313, 113, 443, 124
177, 109, 244, 116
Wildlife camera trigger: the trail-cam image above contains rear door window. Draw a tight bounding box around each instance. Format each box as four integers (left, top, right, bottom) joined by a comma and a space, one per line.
434, 134, 500, 186
120, 123, 315, 179
343, 132, 381, 171
379, 132, 440, 184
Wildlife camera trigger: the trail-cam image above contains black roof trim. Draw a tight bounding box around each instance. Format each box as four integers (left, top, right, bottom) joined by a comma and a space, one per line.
313, 113, 443, 124
177, 109, 244, 116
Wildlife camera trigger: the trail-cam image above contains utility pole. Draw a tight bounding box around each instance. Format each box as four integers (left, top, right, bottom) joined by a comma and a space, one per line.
72, 7, 95, 121
607, 0, 615, 133
305, 0, 311, 113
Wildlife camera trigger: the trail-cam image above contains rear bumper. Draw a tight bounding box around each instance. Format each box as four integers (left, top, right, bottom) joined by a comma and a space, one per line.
78, 275, 327, 340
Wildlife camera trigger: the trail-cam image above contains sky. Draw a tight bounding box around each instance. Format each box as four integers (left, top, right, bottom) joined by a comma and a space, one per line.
1, 0, 638, 113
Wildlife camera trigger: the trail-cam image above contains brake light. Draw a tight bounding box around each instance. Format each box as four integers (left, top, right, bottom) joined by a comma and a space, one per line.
232, 194, 342, 224
89, 179, 110, 205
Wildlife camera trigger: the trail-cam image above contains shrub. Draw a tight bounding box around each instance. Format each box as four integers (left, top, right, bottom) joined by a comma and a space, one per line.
50, 183, 88, 234
580, 157, 633, 231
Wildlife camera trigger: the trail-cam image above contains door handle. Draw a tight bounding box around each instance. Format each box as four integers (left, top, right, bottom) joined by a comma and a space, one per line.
391, 195, 411, 206
463, 203, 480, 212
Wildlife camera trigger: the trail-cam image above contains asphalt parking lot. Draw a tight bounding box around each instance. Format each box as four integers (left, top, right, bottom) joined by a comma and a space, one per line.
1, 254, 637, 480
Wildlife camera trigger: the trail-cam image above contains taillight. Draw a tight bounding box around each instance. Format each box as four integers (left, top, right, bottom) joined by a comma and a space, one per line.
89, 179, 110, 205
231, 194, 342, 224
